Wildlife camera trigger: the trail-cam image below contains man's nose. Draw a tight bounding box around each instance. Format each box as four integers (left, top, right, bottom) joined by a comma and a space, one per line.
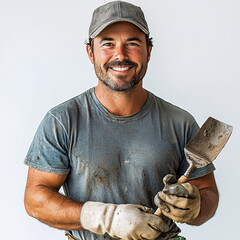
114, 45, 128, 61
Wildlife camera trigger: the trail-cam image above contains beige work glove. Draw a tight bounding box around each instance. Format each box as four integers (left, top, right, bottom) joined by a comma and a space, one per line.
80, 201, 170, 240
154, 174, 201, 224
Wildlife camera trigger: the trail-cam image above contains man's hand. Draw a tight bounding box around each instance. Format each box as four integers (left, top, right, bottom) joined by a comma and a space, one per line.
154, 174, 201, 224
80, 201, 170, 240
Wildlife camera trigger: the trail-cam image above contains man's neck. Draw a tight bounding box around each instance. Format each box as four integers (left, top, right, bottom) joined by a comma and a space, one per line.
94, 82, 148, 117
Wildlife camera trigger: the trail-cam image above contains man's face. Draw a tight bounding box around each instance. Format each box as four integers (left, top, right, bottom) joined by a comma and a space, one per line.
87, 22, 152, 92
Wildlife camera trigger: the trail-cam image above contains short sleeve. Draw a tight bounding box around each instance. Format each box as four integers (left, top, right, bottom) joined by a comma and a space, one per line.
177, 120, 216, 179
24, 112, 70, 174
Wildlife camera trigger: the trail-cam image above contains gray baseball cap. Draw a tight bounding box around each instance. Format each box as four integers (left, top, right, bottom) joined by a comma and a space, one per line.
89, 1, 149, 39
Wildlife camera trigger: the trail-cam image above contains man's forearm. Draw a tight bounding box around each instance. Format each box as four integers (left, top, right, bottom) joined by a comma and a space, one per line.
24, 185, 83, 230
188, 187, 219, 226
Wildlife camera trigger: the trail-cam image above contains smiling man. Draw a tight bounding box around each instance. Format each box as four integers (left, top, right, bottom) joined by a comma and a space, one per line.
89, 22, 151, 92
87, 21, 151, 116
24, 1, 219, 240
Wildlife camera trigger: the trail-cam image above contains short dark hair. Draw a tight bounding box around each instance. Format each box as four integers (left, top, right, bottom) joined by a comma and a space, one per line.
85, 34, 153, 52
146, 35, 153, 48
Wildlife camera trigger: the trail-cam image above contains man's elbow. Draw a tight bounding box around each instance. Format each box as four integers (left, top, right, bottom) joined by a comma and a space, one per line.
24, 189, 43, 219
24, 193, 35, 218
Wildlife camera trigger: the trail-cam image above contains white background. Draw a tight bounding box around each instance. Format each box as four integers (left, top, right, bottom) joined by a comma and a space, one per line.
1, 0, 239, 239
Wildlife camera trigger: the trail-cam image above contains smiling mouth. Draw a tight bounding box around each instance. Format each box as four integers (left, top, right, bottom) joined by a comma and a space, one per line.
109, 66, 133, 72
105, 60, 137, 73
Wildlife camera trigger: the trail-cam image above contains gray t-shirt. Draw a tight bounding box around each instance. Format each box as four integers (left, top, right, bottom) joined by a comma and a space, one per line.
24, 88, 215, 240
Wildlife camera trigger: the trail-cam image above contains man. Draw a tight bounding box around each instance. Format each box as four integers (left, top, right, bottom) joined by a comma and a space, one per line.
24, 1, 219, 240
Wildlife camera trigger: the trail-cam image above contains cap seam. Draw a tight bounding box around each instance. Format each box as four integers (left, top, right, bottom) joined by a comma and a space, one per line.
117, 1, 120, 18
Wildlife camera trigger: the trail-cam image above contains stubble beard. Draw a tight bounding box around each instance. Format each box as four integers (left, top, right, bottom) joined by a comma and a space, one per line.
93, 58, 148, 92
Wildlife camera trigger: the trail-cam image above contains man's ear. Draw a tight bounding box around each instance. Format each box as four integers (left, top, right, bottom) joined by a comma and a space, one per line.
86, 45, 94, 64
147, 46, 152, 62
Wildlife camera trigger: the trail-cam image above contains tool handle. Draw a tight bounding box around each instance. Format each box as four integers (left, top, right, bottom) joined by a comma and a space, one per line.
177, 175, 188, 184
154, 208, 162, 216
154, 175, 189, 216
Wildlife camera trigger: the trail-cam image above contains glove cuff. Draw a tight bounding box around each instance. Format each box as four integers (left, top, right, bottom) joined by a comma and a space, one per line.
80, 201, 117, 235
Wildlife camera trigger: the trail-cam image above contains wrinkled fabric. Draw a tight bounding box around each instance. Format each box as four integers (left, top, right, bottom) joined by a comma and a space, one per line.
25, 88, 214, 240
80, 201, 169, 240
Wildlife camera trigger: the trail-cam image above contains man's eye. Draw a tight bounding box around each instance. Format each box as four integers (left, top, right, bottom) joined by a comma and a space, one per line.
127, 42, 139, 46
103, 42, 113, 47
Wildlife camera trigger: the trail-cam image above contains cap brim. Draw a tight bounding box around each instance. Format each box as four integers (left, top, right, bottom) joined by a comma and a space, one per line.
90, 19, 149, 39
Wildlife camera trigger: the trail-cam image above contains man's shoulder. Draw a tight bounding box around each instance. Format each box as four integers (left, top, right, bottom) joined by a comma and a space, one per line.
48, 88, 93, 117
150, 92, 197, 125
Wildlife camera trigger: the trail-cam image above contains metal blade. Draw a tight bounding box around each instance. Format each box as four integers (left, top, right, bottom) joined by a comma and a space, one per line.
184, 117, 233, 168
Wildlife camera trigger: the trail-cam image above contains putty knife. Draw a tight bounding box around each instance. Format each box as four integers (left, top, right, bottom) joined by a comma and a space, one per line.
178, 117, 233, 183
155, 117, 233, 216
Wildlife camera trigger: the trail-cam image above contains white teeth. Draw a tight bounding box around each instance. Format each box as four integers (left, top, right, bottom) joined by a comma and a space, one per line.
111, 67, 130, 71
